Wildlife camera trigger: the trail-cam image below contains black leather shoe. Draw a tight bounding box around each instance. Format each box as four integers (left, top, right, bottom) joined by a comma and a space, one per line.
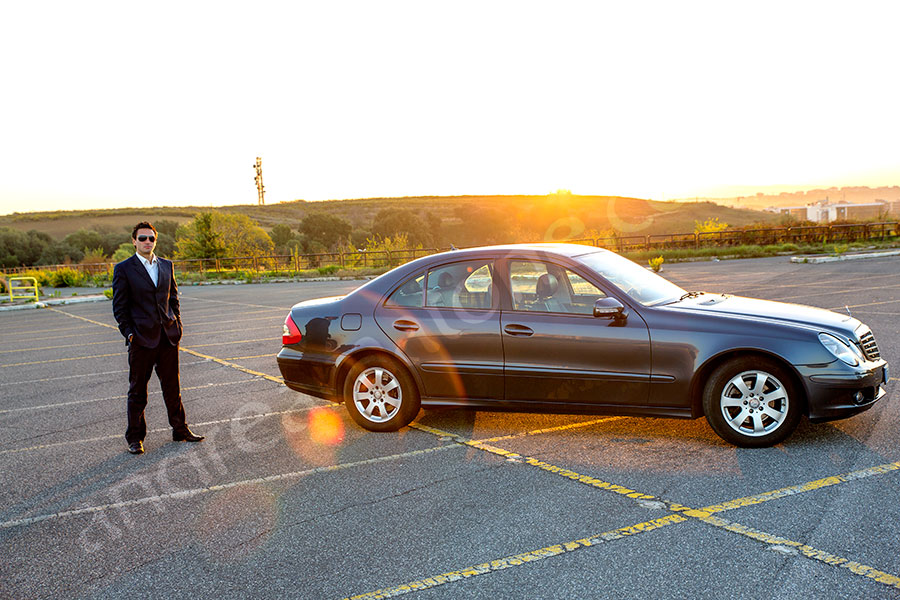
128, 441, 144, 454
173, 428, 204, 442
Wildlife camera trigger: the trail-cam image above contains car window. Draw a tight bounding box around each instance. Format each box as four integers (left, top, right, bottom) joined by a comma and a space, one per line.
385, 273, 425, 307
509, 260, 606, 314
576, 249, 685, 306
425, 260, 494, 309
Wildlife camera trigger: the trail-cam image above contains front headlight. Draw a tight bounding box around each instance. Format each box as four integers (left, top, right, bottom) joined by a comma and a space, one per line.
818, 333, 860, 366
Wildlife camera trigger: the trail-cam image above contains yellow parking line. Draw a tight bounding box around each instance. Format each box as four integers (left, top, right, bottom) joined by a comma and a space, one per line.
698, 461, 900, 515
185, 338, 273, 349
223, 354, 278, 361
695, 513, 900, 589
46, 307, 118, 331
44, 307, 284, 384
411, 423, 659, 503
181, 296, 290, 310
405, 423, 900, 594
180, 347, 283, 384
344, 515, 687, 600
475, 416, 625, 443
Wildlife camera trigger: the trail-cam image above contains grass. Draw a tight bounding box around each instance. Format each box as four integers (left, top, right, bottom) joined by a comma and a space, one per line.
623, 238, 900, 263
7, 237, 898, 296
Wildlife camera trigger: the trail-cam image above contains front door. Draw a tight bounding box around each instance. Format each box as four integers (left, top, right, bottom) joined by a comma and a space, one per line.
501, 259, 651, 406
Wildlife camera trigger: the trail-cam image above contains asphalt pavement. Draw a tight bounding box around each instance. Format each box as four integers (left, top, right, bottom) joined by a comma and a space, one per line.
1, 258, 898, 599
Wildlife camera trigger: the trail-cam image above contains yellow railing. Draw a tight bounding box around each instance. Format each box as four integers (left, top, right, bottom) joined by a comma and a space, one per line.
8, 276, 39, 302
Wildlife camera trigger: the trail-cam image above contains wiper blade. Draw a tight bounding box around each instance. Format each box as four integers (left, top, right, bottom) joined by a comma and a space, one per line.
678, 291, 704, 301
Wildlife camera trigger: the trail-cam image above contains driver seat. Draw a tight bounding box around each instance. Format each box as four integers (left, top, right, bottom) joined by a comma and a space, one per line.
535, 273, 563, 312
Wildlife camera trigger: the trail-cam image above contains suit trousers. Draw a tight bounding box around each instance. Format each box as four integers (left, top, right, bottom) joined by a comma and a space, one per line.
125, 336, 187, 443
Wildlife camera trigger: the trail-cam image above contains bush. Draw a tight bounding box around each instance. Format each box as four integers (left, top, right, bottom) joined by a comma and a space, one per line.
91, 273, 110, 286
49, 267, 87, 288
316, 265, 341, 276
103, 288, 114, 300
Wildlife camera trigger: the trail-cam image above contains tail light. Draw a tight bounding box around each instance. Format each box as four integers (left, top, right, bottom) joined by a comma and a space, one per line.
282, 314, 302, 345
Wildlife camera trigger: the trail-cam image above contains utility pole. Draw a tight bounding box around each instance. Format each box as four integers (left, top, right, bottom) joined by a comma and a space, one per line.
254, 157, 265, 205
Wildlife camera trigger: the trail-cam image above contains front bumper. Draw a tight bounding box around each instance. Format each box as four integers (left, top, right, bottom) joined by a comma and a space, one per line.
802, 360, 889, 423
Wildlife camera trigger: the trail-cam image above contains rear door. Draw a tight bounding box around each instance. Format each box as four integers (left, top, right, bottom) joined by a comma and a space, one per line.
500, 258, 651, 406
374, 259, 504, 401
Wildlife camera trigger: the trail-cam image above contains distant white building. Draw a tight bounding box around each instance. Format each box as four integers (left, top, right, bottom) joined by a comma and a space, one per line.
769, 199, 895, 223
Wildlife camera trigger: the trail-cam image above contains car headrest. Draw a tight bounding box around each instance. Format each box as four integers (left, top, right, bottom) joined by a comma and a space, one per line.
438, 271, 455, 288
536, 273, 558, 299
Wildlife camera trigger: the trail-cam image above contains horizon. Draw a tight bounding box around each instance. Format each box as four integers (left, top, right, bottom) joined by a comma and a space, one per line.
5, 185, 900, 219
2, 2, 898, 216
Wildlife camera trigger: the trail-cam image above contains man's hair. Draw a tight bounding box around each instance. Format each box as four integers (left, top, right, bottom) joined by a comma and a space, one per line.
132, 222, 158, 239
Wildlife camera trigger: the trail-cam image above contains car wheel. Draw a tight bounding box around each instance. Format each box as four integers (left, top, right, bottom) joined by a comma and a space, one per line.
702, 357, 802, 447
343, 356, 421, 432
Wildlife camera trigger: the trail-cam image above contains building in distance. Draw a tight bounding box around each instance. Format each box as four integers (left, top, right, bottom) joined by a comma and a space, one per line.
770, 198, 899, 223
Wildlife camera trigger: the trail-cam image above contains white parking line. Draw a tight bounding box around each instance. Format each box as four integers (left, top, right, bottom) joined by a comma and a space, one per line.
0, 403, 318, 455
0, 442, 461, 528
0, 378, 261, 414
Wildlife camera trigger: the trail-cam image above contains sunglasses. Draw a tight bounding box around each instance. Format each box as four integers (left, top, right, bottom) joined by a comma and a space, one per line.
137, 235, 156, 242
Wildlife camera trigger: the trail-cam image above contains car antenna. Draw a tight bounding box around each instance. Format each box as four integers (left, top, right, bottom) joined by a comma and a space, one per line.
450, 243, 458, 250
845, 305, 852, 318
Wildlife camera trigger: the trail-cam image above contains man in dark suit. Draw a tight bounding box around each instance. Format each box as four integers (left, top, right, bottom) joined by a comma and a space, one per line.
112, 221, 204, 455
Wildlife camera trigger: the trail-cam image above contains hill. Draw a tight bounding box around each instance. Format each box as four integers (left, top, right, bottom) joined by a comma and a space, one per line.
0, 195, 777, 244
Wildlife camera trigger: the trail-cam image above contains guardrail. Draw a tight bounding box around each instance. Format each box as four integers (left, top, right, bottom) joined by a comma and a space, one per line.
1, 221, 897, 277
8, 276, 39, 302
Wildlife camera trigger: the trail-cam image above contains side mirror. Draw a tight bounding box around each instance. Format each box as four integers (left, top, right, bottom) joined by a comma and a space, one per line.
593, 297, 625, 319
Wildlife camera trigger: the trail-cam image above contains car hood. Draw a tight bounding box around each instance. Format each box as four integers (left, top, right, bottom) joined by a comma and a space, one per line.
670, 294, 860, 336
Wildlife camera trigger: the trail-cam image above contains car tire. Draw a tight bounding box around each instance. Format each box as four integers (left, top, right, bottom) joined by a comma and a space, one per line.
343, 356, 421, 432
702, 357, 802, 448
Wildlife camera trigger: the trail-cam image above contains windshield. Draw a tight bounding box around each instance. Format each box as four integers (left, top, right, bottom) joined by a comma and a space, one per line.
576, 249, 686, 306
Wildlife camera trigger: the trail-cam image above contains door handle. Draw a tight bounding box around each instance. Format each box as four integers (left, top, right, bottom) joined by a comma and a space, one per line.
393, 319, 420, 332
504, 324, 534, 336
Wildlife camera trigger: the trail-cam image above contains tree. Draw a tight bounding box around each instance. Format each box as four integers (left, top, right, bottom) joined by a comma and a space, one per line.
64, 229, 104, 255
270, 224, 296, 252
153, 219, 180, 238
299, 213, 352, 249
0, 228, 51, 267
38, 241, 83, 265
100, 231, 131, 255
372, 208, 432, 247
175, 211, 273, 259
175, 212, 226, 259
112, 242, 134, 262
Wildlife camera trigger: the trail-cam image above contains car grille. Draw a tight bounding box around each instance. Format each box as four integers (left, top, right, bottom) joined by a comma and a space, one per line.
859, 330, 881, 361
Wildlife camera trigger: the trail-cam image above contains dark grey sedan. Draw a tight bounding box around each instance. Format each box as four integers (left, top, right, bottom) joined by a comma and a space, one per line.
277, 243, 889, 447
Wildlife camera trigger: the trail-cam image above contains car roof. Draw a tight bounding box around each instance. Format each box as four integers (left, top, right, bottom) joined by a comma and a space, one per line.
351, 243, 609, 298
427, 242, 603, 260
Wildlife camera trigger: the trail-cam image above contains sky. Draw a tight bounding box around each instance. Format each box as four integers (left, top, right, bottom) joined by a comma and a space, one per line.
2, 1, 899, 215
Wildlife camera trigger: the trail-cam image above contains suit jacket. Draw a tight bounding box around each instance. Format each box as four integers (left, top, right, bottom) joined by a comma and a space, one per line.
112, 254, 183, 348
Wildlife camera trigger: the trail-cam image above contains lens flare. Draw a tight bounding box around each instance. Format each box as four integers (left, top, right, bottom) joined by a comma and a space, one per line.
308, 407, 345, 446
